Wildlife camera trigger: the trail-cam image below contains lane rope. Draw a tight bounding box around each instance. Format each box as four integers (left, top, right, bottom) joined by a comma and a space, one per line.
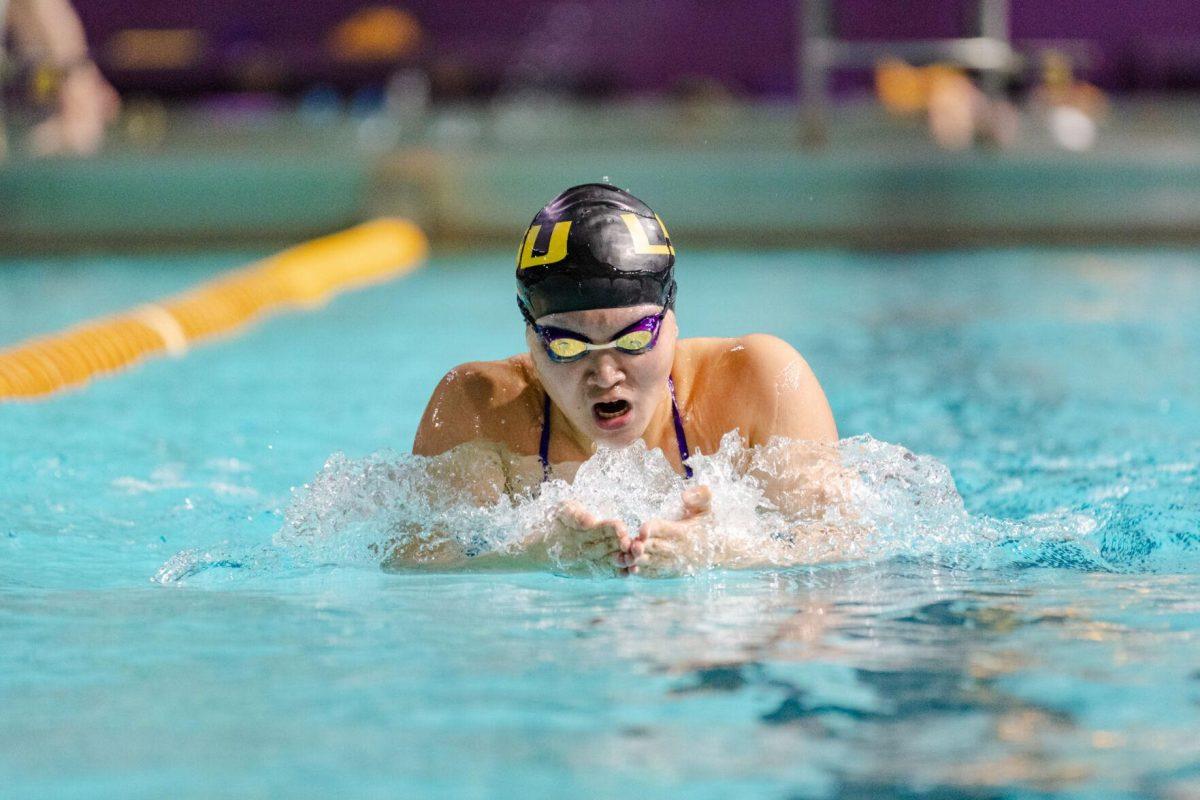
129, 303, 190, 358
0, 218, 428, 400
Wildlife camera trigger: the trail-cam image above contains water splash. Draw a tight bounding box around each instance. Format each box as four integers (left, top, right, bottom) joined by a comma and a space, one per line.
153, 433, 1198, 584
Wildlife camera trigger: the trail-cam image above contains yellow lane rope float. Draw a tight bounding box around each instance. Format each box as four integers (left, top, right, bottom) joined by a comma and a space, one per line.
0, 218, 428, 401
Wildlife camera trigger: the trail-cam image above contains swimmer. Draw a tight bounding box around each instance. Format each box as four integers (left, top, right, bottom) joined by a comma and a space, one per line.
399, 184, 847, 576
1, 0, 120, 160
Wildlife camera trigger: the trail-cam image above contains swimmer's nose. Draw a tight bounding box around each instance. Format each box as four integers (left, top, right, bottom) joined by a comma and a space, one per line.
587, 352, 624, 389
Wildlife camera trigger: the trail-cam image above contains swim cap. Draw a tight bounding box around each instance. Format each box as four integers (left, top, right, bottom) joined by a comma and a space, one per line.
516, 183, 676, 319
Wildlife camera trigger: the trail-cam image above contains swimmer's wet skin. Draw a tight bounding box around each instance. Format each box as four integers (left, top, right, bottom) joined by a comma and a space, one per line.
401, 183, 844, 576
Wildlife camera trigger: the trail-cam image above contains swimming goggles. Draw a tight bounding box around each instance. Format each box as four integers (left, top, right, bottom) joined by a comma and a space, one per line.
518, 296, 669, 364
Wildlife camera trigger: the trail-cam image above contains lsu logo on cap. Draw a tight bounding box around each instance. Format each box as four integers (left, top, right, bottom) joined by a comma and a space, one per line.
620, 213, 675, 256
517, 221, 571, 270
517, 210, 674, 271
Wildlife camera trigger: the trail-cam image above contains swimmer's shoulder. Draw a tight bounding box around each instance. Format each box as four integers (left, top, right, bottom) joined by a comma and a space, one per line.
675, 334, 836, 444
675, 333, 799, 388
413, 355, 542, 457
432, 355, 535, 409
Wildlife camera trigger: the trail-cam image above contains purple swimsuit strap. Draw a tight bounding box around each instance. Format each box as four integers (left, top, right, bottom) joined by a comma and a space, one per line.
538, 392, 552, 481
539, 377, 693, 480
667, 376, 694, 478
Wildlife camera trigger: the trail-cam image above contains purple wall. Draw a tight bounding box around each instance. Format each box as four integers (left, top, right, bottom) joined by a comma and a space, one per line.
74, 1, 1200, 97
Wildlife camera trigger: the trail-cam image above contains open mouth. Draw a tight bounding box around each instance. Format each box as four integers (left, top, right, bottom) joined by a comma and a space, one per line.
592, 399, 632, 428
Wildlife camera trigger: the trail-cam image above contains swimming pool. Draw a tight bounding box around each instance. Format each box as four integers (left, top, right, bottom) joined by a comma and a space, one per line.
2, 248, 1198, 798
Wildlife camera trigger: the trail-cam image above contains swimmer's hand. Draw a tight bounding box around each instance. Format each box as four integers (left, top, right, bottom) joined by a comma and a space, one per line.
628, 486, 715, 577
526, 500, 633, 576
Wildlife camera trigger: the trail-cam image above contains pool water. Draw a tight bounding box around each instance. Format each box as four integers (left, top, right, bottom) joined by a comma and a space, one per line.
2, 249, 1199, 798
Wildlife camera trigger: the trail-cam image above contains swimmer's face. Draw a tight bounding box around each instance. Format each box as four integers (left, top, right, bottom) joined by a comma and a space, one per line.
527, 304, 678, 448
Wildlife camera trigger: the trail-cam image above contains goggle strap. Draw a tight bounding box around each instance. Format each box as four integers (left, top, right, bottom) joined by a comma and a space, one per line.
517, 297, 538, 328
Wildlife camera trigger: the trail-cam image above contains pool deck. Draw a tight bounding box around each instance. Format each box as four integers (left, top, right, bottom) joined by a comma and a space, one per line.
4, 97, 1200, 251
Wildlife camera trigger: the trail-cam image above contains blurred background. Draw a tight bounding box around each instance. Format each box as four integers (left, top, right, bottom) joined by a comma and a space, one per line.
3, 0, 1200, 249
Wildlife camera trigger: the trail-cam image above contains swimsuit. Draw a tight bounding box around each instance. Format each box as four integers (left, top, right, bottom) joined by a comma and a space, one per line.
538, 376, 693, 481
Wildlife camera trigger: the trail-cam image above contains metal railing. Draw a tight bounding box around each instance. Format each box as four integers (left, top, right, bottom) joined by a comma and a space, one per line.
797, 0, 1021, 142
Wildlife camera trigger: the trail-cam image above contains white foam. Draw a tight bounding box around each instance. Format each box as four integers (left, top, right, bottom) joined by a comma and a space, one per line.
267, 433, 1099, 576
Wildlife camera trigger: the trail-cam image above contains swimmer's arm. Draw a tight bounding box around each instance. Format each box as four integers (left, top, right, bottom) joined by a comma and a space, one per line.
401, 368, 550, 568
685, 339, 860, 567
403, 367, 630, 573
411, 365, 518, 513
744, 439, 869, 566
383, 448, 628, 573
413, 366, 493, 458
7, 0, 119, 158
384, 538, 547, 572
383, 479, 627, 574
7, 0, 90, 66
737, 336, 865, 562
385, 437, 518, 571
735, 334, 837, 446
628, 339, 848, 574
633, 446, 863, 575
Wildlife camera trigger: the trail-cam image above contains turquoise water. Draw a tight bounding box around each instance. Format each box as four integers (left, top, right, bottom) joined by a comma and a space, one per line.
2, 249, 1199, 798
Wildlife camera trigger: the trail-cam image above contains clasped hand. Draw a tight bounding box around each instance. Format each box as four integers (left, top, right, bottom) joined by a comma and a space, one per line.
534, 486, 714, 577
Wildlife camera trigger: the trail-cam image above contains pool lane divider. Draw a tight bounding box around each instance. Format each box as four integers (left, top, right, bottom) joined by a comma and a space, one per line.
0, 218, 428, 401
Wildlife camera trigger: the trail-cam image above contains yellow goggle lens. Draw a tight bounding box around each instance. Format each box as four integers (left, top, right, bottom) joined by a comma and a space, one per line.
614, 330, 654, 350
548, 338, 588, 359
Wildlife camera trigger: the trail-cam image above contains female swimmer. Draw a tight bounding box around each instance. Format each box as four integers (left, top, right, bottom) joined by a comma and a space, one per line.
403, 184, 844, 575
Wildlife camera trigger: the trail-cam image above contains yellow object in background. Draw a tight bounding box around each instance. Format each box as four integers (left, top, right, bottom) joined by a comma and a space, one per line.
0, 218, 428, 401
328, 7, 423, 63
104, 29, 206, 71
875, 59, 966, 115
